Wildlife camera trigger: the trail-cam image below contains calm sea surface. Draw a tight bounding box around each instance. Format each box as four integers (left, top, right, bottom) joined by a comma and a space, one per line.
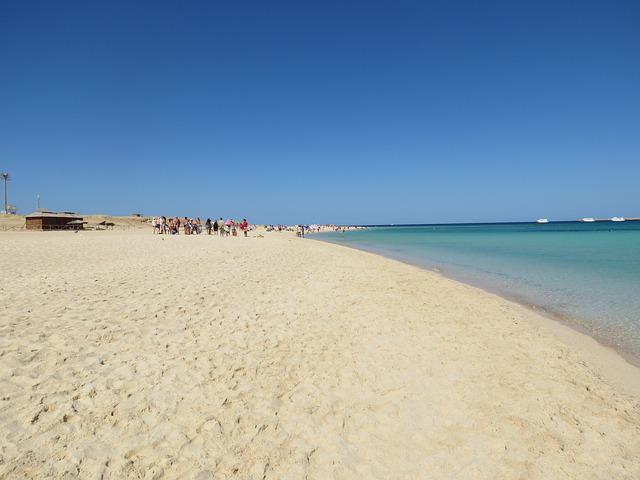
316, 222, 640, 360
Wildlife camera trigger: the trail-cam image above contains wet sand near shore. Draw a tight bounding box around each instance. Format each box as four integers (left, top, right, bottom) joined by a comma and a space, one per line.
310, 233, 640, 387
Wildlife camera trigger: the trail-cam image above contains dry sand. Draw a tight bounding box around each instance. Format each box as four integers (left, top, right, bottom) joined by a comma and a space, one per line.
0, 230, 639, 479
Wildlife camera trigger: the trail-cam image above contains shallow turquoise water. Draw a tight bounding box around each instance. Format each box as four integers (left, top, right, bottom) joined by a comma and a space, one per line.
317, 222, 640, 359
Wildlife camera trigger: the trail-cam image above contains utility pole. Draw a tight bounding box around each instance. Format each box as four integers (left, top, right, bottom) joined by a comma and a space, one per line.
36, 194, 40, 210
1, 173, 9, 214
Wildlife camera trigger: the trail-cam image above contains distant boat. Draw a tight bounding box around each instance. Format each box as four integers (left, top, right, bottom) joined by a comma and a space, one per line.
611, 217, 626, 222
581, 217, 595, 222
536, 218, 549, 224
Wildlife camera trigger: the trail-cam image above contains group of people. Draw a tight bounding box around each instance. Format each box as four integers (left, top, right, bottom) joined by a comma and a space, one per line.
265, 224, 310, 237
152, 217, 250, 237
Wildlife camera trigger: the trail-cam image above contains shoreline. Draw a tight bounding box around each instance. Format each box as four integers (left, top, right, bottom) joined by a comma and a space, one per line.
310, 234, 640, 396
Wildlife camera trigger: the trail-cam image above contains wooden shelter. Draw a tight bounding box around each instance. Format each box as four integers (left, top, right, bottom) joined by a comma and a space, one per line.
25, 211, 84, 230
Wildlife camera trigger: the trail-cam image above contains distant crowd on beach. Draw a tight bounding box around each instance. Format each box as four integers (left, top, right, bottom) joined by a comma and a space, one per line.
264, 224, 366, 237
265, 224, 314, 237
152, 217, 251, 237
152, 217, 365, 238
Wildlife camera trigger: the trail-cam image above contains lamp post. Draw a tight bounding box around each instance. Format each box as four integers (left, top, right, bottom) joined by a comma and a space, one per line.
0, 173, 9, 214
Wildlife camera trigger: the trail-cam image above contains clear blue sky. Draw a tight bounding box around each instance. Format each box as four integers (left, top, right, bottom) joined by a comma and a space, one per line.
1, 0, 639, 224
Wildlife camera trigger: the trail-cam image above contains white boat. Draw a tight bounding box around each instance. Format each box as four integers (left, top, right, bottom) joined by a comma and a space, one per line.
536, 218, 549, 224
581, 217, 595, 222
611, 217, 626, 222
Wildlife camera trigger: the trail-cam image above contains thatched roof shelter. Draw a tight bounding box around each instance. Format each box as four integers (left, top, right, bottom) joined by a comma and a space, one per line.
25, 211, 84, 230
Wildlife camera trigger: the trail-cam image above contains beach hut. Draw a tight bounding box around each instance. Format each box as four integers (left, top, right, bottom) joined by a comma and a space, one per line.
25, 211, 84, 230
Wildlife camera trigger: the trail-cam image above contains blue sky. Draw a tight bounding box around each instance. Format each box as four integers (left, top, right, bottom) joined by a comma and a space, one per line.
1, 0, 639, 224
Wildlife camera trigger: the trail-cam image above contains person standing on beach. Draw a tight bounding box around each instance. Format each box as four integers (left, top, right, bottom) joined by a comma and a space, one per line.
213, 219, 219, 235
205, 218, 212, 235
240, 218, 249, 237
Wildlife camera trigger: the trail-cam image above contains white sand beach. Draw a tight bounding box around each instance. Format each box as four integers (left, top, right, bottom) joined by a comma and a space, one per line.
1, 229, 639, 479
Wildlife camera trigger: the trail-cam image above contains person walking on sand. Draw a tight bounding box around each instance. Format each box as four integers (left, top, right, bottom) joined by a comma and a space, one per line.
240, 218, 249, 237
213, 219, 219, 235
205, 218, 212, 235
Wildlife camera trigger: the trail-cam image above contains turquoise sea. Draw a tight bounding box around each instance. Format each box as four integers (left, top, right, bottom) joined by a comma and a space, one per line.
316, 222, 640, 362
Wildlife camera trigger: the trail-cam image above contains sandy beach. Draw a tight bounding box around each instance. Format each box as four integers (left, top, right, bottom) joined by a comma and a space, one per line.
1, 229, 639, 479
